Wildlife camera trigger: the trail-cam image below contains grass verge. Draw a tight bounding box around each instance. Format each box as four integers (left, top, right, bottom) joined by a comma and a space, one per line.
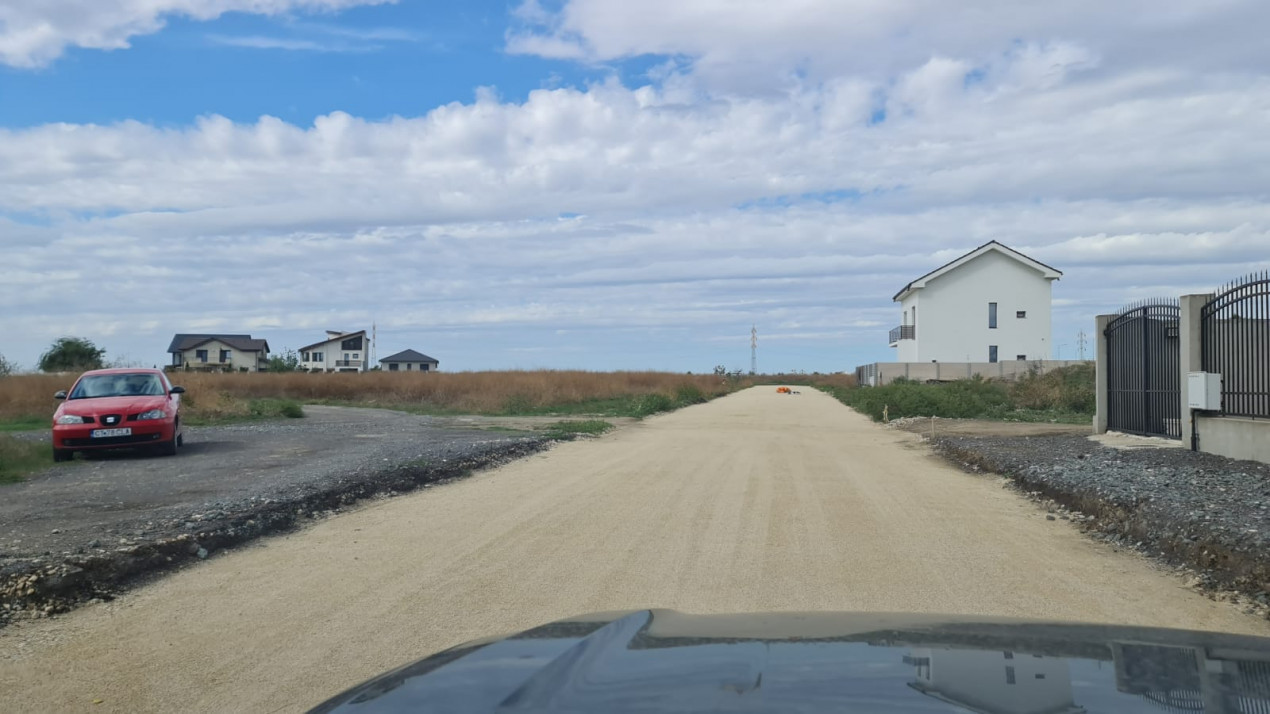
0, 416, 46, 432
823, 365, 1095, 423
0, 435, 52, 485
184, 398, 306, 425
543, 420, 614, 439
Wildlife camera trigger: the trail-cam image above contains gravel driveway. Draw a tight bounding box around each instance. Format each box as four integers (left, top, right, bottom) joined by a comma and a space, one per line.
0, 405, 547, 618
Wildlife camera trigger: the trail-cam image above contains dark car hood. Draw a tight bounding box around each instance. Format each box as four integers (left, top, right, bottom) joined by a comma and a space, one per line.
311, 610, 1270, 713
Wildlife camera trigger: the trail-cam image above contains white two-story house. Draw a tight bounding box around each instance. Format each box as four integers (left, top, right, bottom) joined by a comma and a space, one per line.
890, 241, 1061, 363
300, 330, 369, 373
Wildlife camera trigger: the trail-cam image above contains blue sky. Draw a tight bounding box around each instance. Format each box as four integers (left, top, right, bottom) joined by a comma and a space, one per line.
0, 3, 598, 127
2, 0, 1269, 372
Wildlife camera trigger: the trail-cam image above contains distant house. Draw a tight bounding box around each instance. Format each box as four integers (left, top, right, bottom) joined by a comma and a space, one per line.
299, 330, 369, 373
379, 349, 439, 373
890, 241, 1061, 363
167, 334, 270, 372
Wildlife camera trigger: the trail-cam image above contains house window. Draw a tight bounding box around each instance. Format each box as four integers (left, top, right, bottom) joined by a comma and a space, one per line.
341, 336, 363, 351
196, 349, 208, 363
422, 364, 429, 372
988, 302, 998, 329
220, 350, 231, 363
989, 345, 999, 363
174, 353, 183, 366
302, 352, 309, 362
1005, 666, 1016, 685
388, 363, 399, 371
1017, 354, 1027, 361
1016, 310, 1027, 319
312, 351, 323, 362
352, 353, 359, 360
405, 363, 412, 371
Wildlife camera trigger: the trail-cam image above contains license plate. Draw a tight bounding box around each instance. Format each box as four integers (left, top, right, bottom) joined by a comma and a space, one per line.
91, 428, 132, 438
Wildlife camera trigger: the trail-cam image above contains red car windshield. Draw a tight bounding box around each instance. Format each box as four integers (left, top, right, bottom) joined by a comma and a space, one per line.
69, 374, 166, 399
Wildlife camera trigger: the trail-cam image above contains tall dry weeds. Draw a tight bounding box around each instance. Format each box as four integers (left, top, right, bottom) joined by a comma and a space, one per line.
0, 371, 745, 420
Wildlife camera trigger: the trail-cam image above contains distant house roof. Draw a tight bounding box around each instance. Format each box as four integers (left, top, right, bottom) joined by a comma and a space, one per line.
379, 349, 439, 364
893, 240, 1062, 302
299, 330, 366, 352
168, 334, 269, 354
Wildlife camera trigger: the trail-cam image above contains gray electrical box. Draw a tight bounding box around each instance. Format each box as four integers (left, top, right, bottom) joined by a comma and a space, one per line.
1188, 372, 1222, 410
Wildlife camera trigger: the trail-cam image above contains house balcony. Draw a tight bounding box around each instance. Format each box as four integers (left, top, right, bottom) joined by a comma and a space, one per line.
334, 359, 363, 368
888, 325, 916, 346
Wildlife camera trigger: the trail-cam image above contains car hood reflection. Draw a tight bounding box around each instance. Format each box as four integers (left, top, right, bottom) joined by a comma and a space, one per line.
312, 610, 1270, 713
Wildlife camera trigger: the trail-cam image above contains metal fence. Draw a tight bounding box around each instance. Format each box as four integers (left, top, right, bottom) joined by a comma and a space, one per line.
1201, 271, 1270, 419
1105, 298, 1181, 439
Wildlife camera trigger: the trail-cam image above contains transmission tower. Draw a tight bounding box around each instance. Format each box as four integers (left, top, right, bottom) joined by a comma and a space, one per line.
1077, 330, 1088, 360
750, 325, 758, 375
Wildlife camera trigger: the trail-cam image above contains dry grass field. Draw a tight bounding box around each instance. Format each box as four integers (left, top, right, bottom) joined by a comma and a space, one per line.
0, 370, 857, 424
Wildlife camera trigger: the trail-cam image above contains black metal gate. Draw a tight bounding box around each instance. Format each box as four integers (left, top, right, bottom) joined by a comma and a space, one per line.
1105, 299, 1181, 438
1201, 271, 1270, 418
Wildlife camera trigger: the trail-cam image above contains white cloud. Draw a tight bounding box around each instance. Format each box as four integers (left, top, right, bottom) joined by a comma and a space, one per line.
4, 1, 1270, 371
0, 0, 395, 67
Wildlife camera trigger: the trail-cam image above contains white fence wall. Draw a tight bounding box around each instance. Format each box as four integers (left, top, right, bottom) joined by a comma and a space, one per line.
855, 360, 1090, 387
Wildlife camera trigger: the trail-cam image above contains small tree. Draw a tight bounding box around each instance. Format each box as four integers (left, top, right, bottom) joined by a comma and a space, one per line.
0, 353, 15, 376
266, 348, 301, 373
38, 337, 106, 373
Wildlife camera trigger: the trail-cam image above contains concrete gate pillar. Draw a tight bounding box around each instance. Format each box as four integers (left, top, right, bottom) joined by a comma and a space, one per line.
1093, 314, 1114, 434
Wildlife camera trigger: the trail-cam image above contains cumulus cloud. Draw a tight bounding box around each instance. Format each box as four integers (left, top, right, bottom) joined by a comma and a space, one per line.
0, 0, 395, 67
3, 1, 1270, 370
507, 0, 1270, 88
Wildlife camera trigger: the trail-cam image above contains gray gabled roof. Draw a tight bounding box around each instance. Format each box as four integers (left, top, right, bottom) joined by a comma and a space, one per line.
892, 240, 1062, 302
168, 334, 269, 354
379, 349, 439, 364
299, 330, 366, 352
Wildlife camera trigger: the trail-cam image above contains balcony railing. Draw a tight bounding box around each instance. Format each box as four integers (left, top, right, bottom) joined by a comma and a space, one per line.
889, 325, 916, 344
334, 359, 363, 368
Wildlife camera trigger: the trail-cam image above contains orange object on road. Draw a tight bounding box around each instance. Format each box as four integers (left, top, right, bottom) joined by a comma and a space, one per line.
776, 387, 791, 394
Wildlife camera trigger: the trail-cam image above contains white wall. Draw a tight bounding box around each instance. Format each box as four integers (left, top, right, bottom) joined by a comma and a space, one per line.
857, 360, 1088, 386
905, 250, 1053, 363
301, 333, 367, 372
179, 339, 266, 371
896, 293, 920, 362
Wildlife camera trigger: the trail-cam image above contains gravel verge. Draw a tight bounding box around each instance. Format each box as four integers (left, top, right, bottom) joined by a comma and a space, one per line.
0, 406, 553, 625
931, 433, 1270, 612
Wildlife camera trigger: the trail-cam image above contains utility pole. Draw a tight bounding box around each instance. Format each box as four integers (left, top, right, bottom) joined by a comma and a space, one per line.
372, 321, 377, 367
750, 325, 758, 375
1077, 330, 1088, 360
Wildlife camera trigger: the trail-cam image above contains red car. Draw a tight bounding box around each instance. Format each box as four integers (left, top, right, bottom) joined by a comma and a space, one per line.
52, 368, 186, 462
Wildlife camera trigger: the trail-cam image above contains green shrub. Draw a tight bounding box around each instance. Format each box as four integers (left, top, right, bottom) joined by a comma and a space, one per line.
674, 384, 707, 405
632, 393, 675, 417
823, 367, 1094, 423
247, 398, 305, 419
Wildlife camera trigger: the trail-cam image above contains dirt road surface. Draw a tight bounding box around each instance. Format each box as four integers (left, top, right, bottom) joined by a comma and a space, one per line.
4, 387, 1267, 712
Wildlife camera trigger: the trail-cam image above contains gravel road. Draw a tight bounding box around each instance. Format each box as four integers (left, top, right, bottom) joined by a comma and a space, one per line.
0, 406, 544, 615
3, 387, 1268, 713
